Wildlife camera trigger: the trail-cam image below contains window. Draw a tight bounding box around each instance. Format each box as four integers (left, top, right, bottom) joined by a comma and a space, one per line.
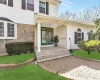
39, 1, 46, 14
0, 22, 4, 37
8, 0, 13, 7
22, 0, 34, 11
39, 1, 49, 15
74, 28, 84, 44
7, 23, 14, 37
0, 22, 17, 39
0, 0, 13, 7
27, 0, 34, 11
0, 0, 6, 5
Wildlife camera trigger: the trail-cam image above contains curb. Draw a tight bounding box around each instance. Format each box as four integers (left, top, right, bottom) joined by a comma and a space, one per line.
0, 58, 36, 69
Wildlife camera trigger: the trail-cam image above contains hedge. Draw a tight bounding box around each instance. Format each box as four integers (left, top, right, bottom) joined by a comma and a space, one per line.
5, 42, 34, 56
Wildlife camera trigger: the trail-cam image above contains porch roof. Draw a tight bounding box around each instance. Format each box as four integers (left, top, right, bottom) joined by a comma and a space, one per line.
35, 14, 95, 27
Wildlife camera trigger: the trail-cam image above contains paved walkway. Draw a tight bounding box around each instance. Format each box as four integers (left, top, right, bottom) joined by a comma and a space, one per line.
39, 56, 100, 80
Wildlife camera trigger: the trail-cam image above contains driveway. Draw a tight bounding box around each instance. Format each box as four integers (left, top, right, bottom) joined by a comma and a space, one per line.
39, 56, 100, 80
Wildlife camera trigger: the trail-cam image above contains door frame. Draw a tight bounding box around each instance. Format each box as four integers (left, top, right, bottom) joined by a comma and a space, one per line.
41, 27, 54, 45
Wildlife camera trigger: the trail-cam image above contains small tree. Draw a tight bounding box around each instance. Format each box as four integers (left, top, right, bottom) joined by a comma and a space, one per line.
87, 30, 95, 40
54, 35, 59, 47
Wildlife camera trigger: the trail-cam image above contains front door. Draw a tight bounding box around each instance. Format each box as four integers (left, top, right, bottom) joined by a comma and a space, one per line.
41, 27, 54, 45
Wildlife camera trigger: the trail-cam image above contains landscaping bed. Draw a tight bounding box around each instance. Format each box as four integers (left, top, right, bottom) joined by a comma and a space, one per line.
0, 64, 68, 80
0, 54, 34, 64
73, 50, 100, 60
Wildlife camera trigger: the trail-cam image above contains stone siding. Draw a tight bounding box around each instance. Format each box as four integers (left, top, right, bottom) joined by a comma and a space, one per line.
0, 24, 35, 55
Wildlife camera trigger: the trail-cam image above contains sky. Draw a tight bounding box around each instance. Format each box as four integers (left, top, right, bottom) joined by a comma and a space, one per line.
58, 0, 100, 14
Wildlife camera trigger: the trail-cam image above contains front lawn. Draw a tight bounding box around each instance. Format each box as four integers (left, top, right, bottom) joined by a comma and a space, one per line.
0, 54, 34, 64
0, 64, 68, 80
73, 50, 100, 60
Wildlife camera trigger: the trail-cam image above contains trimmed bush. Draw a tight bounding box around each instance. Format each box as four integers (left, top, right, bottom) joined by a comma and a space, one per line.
78, 40, 100, 54
5, 42, 34, 56
77, 41, 86, 50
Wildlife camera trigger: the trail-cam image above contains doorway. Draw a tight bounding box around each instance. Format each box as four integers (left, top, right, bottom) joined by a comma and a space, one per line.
41, 27, 54, 45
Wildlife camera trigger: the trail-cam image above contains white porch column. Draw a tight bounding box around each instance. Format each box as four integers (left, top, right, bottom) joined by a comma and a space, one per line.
37, 23, 41, 52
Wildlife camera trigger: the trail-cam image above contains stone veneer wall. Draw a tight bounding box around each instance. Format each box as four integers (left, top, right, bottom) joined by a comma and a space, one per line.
0, 24, 35, 56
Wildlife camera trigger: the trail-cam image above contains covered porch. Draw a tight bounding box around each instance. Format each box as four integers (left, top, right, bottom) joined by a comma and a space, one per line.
34, 14, 70, 62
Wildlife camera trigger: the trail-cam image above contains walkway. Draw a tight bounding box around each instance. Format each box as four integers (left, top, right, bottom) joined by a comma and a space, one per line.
39, 56, 100, 80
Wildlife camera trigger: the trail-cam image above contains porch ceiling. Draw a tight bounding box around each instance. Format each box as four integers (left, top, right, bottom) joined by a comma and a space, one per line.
35, 14, 95, 27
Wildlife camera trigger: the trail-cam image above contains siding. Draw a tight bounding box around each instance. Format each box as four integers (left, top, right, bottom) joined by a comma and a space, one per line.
0, 0, 59, 25
0, 0, 35, 25
67, 23, 95, 50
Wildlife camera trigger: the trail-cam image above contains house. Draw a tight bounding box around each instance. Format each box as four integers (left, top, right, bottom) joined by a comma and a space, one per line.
0, 0, 95, 61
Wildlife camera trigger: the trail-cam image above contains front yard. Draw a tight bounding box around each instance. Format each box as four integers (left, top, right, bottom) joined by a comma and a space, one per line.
0, 64, 68, 80
0, 54, 34, 64
0, 54, 68, 80
73, 50, 100, 60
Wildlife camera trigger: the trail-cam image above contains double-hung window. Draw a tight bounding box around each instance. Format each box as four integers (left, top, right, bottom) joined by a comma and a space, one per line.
22, 0, 34, 11
74, 28, 84, 44
0, 22, 4, 37
0, 0, 6, 5
0, 21, 17, 39
27, 0, 34, 11
7, 23, 15, 37
39, 1, 49, 15
39, 1, 46, 14
0, 0, 13, 7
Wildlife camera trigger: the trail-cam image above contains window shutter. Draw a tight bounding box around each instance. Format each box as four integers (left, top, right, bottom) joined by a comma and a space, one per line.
82, 32, 84, 41
22, 0, 26, 10
8, 0, 13, 7
46, 2, 49, 15
74, 32, 77, 44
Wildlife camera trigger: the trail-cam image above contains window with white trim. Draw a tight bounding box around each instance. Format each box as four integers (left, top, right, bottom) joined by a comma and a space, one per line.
0, 0, 13, 7
7, 23, 14, 37
0, 21, 17, 39
0, 0, 6, 5
0, 22, 4, 37
22, 0, 34, 11
39, 1, 46, 14
74, 28, 84, 44
39, 1, 49, 15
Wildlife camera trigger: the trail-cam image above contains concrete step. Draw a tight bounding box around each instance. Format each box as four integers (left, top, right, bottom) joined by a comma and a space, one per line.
36, 50, 71, 62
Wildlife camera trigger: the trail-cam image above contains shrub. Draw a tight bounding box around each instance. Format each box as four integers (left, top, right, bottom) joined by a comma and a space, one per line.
77, 41, 86, 50
5, 42, 34, 56
78, 40, 100, 54
85, 40, 100, 52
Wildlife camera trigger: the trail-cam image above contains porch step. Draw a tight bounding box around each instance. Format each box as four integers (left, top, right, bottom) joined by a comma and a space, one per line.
36, 47, 71, 62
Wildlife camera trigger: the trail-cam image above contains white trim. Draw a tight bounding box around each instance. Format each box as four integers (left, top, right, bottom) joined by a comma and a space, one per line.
7, 0, 8, 6
26, 0, 27, 10
4, 21, 7, 38
37, 23, 41, 52
0, 21, 17, 39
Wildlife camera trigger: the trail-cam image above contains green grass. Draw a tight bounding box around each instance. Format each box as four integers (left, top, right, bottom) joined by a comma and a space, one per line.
0, 64, 68, 80
73, 50, 100, 60
0, 54, 34, 64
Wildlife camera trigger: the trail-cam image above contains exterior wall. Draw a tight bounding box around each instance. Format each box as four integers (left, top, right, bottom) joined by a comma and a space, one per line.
0, 0, 59, 25
56, 25, 67, 47
39, 0, 58, 17
67, 23, 95, 50
0, 0, 35, 25
49, 3, 58, 17
0, 24, 35, 55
